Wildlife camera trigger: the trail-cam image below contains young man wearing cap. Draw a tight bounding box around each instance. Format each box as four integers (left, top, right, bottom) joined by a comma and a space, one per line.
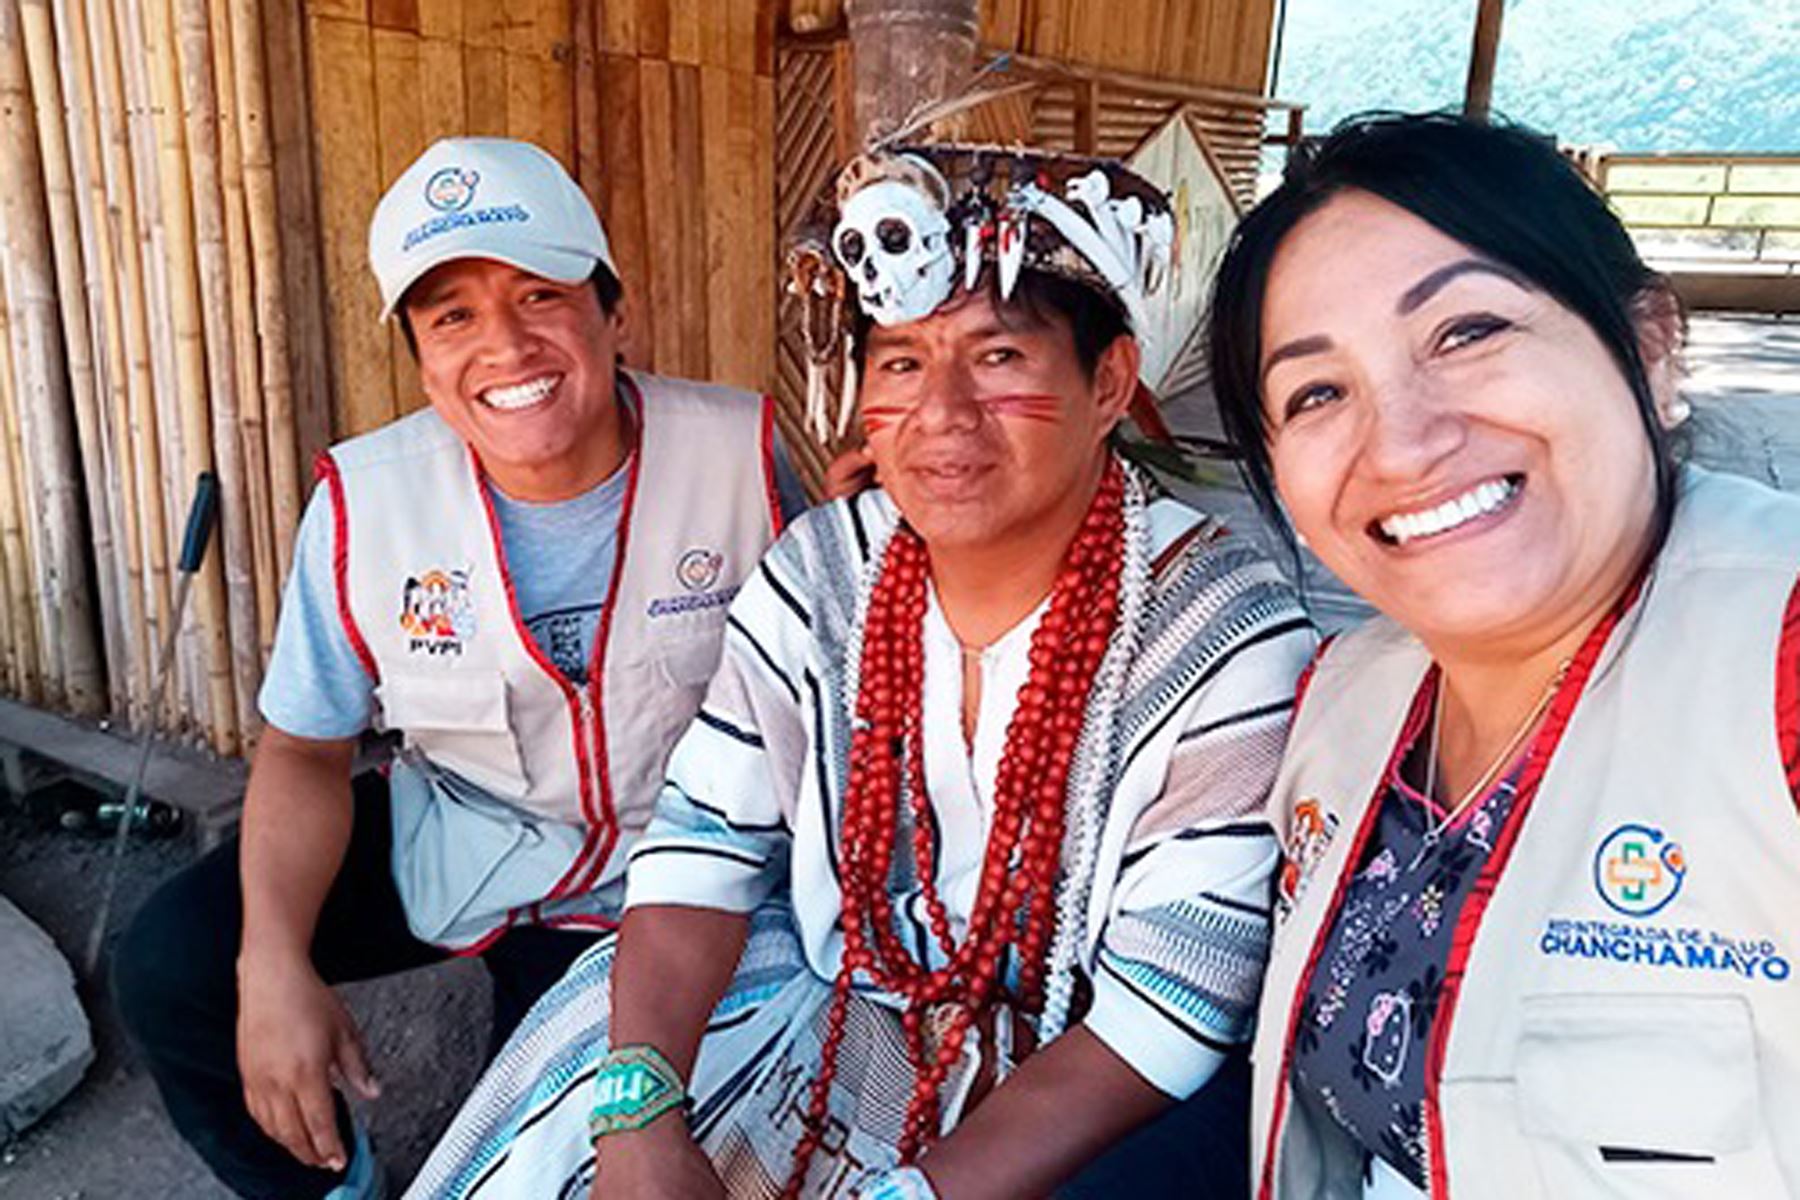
114, 137, 805, 1200
407, 145, 1312, 1200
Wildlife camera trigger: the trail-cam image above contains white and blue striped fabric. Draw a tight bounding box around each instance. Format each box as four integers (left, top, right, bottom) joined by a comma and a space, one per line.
407, 479, 1313, 1198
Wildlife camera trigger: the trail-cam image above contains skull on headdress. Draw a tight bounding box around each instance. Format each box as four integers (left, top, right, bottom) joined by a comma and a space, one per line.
831, 154, 956, 326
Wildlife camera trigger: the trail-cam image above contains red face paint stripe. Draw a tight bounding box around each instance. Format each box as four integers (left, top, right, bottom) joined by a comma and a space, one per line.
1777, 573, 1800, 811
571, 379, 646, 896
760, 394, 785, 537
1422, 579, 1642, 1199
976, 392, 1062, 422
317, 454, 380, 683
1258, 656, 1423, 1200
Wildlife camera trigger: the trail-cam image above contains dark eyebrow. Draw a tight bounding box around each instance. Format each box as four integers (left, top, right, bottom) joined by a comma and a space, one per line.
1397, 258, 1534, 315
1261, 334, 1334, 382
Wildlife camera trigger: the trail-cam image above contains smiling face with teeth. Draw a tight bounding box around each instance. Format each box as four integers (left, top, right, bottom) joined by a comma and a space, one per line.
404, 257, 628, 501
1259, 191, 1665, 661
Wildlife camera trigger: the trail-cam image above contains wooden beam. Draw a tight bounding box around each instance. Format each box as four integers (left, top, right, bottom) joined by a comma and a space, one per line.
1464, 0, 1504, 122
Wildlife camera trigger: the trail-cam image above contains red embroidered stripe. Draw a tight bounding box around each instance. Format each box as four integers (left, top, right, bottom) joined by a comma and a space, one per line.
1778, 573, 1800, 810
760, 394, 785, 537
571, 388, 645, 896
316, 453, 379, 683
1291, 632, 1336, 717
1257, 642, 1405, 1200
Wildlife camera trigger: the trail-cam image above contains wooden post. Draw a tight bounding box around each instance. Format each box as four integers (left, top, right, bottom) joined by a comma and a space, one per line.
1073, 76, 1099, 154
1463, 0, 1504, 123
845, 0, 977, 143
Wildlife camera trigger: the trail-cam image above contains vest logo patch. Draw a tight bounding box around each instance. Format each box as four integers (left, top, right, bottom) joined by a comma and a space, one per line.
648, 548, 736, 619
1537, 822, 1791, 984
677, 548, 724, 593
1594, 823, 1686, 918
1277, 797, 1338, 922
400, 568, 475, 656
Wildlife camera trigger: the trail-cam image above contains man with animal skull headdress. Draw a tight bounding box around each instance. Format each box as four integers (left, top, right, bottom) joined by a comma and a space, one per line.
408, 141, 1314, 1200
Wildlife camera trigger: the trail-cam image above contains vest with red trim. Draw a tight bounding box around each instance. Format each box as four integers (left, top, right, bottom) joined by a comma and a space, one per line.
322, 370, 782, 949
1252, 466, 1800, 1200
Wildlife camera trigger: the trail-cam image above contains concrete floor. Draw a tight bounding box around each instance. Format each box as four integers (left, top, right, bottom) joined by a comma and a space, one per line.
0, 313, 1791, 1200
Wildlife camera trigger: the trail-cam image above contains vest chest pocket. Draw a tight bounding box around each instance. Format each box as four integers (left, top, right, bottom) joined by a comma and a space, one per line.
1514, 993, 1791, 1199
375, 668, 532, 799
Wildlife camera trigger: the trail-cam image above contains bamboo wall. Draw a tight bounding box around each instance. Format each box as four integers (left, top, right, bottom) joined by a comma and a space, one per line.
0, 0, 323, 756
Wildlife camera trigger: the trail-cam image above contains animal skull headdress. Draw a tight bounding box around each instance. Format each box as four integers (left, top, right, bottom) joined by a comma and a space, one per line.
788, 144, 1176, 442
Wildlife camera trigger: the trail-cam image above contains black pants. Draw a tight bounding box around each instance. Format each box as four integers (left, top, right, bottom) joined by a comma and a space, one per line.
1061, 1051, 1252, 1199
113, 773, 604, 1199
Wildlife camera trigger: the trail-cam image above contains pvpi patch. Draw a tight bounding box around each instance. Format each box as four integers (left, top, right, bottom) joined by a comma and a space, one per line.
400, 567, 475, 656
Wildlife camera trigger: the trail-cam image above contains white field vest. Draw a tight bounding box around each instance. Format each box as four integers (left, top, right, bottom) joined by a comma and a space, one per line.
321, 371, 781, 949
1252, 466, 1800, 1200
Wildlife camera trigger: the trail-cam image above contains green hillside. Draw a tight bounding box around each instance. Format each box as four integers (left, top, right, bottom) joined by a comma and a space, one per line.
1274, 0, 1798, 152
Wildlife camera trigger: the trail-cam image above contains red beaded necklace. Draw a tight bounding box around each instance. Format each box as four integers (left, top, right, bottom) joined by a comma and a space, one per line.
783, 461, 1126, 1195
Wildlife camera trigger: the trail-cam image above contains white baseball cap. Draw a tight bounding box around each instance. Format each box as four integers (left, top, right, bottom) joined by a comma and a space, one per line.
368, 137, 617, 321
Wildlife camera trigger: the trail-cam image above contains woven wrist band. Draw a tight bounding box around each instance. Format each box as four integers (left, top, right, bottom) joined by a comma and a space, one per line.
588, 1043, 688, 1144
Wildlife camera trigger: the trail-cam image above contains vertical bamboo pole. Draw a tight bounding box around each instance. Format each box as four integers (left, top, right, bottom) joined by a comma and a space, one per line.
114, 0, 197, 732
143, 0, 237, 752
93, 0, 171, 730
227, 0, 299, 641
55, 0, 151, 720
1, 0, 84, 711
260, 0, 330, 475
16, 0, 108, 715
212, 0, 277, 681
0, 297, 35, 699
173, 0, 259, 744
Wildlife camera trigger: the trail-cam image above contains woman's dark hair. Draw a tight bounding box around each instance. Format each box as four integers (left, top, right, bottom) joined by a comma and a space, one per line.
396, 261, 625, 358
851, 268, 1132, 379
1207, 110, 1679, 552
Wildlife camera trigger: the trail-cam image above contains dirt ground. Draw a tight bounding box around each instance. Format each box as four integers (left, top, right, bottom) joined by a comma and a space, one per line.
0, 800, 491, 1199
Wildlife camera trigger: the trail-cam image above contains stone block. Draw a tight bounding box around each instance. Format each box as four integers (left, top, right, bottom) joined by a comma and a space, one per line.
0, 894, 93, 1137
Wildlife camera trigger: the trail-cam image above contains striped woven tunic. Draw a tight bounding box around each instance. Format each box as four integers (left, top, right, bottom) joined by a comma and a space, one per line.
409, 476, 1314, 1199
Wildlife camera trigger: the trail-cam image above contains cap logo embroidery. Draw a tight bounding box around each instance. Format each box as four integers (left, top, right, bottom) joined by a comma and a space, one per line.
425, 167, 480, 212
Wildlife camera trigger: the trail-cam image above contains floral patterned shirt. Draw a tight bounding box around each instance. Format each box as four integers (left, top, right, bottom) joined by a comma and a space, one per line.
1289, 681, 1528, 1190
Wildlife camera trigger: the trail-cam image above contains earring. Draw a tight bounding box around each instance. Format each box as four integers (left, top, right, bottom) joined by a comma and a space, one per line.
1660, 397, 1692, 429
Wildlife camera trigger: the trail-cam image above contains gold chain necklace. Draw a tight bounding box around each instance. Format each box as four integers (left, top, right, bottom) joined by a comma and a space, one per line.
1411, 660, 1570, 870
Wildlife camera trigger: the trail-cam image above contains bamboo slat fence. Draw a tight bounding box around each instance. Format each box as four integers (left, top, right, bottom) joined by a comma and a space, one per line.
0, 0, 332, 754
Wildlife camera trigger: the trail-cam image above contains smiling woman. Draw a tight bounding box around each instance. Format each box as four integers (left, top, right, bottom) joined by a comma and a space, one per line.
1208, 112, 1800, 1200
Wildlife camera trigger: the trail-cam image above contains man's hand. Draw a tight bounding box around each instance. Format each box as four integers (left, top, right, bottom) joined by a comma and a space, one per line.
592, 1112, 724, 1200
237, 953, 381, 1172
822, 445, 877, 500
